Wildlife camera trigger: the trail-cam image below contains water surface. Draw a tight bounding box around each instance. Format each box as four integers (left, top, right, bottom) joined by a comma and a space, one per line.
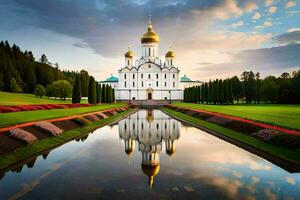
0, 109, 299, 200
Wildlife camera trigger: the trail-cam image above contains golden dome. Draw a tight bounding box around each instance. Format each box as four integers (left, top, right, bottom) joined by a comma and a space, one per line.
165, 50, 175, 58
166, 148, 176, 156
125, 148, 134, 155
141, 20, 159, 44
125, 50, 134, 58
141, 164, 160, 188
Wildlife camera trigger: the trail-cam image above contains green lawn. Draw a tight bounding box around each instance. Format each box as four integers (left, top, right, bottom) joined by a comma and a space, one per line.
0, 108, 135, 171
162, 107, 300, 166
173, 102, 300, 130
0, 103, 126, 128
0, 92, 87, 105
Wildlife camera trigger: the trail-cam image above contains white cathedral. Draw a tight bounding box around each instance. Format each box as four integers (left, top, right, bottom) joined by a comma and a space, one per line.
99, 19, 202, 102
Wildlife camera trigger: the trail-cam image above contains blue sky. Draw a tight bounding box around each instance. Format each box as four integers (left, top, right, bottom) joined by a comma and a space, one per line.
0, 0, 299, 81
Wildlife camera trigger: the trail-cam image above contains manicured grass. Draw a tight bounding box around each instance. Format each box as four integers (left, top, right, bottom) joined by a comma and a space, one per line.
0, 108, 135, 171
162, 107, 300, 166
0, 103, 126, 128
173, 102, 300, 130
0, 92, 88, 105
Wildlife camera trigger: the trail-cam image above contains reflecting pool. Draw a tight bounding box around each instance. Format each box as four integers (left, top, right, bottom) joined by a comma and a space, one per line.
0, 109, 299, 199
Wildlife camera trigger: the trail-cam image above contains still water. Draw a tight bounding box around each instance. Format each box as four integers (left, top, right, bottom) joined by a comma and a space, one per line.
0, 109, 299, 200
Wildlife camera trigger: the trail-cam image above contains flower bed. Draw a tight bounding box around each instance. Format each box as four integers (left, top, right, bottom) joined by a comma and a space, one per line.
9, 128, 38, 144
35, 121, 63, 136
0, 103, 91, 113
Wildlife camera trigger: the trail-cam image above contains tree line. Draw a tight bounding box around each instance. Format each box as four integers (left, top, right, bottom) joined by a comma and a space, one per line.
0, 40, 115, 104
184, 70, 300, 104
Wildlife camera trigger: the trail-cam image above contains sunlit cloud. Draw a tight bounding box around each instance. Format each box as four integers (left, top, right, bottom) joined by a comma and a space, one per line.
285, 1, 297, 9
268, 6, 278, 14
285, 177, 296, 185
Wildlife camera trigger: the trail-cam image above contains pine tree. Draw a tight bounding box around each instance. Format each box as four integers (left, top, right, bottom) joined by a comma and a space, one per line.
88, 76, 96, 104
72, 75, 81, 103
96, 84, 101, 104
102, 84, 107, 103
27, 67, 37, 93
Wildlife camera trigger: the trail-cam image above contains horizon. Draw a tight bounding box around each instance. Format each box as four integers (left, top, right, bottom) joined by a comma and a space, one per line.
0, 0, 299, 81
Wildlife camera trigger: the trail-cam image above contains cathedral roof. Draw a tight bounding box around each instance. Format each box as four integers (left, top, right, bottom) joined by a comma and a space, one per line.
141, 20, 159, 44
180, 75, 192, 82
100, 75, 119, 83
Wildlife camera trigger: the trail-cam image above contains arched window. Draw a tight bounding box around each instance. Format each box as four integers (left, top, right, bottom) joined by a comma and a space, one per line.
156, 74, 159, 79
164, 74, 167, 79
142, 81, 144, 87
148, 74, 151, 79
127, 60, 130, 65
148, 48, 151, 56
141, 74, 143, 79
165, 82, 167, 87
124, 74, 126, 79
156, 81, 158, 87
173, 82, 175, 87
171, 60, 173, 66
173, 74, 175, 79
124, 81, 127, 88
133, 74, 135, 79
133, 82, 135, 87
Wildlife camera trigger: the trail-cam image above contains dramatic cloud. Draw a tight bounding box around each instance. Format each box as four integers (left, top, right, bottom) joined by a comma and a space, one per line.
273, 30, 300, 45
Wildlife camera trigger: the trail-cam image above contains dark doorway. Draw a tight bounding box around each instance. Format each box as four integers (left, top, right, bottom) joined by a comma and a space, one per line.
148, 93, 152, 100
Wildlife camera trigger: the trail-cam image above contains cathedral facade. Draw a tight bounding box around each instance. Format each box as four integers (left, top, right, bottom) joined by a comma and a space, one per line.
115, 19, 183, 101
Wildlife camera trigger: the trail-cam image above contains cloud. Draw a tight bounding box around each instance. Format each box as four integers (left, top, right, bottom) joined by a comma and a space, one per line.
268, 6, 278, 14
285, 1, 297, 9
252, 12, 261, 20
231, 21, 244, 28
265, 0, 273, 6
255, 21, 272, 29
244, 1, 258, 12
274, 30, 300, 45
288, 28, 300, 32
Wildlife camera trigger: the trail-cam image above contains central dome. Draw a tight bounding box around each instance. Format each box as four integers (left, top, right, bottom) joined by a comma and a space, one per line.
141, 20, 159, 44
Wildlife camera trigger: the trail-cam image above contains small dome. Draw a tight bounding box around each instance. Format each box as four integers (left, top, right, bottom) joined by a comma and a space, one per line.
166, 148, 176, 156
165, 50, 175, 58
141, 164, 160, 188
125, 148, 134, 155
125, 50, 133, 58
141, 20, 159, 44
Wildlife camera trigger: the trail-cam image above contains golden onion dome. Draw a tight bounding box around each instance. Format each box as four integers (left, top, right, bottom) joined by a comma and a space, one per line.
165, 50, 175, 58
166, 148, 176, 156
125, 50, 134, 58
141, 20, 159, 44
125, 148, 134, 155
141, 164, 160, 188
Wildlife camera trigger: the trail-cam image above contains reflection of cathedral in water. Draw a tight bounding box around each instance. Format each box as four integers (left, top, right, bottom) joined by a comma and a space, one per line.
118, 109, 181, 188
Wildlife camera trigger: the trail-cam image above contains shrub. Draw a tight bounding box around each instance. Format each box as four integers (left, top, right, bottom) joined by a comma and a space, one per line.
34, 84, 46, 98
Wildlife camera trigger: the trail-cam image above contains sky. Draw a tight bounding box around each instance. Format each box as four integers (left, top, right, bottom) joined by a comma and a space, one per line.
0, 0, 299, 81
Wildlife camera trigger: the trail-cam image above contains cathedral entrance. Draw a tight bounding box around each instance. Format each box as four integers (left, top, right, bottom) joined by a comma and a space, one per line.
146, 88, 153, 100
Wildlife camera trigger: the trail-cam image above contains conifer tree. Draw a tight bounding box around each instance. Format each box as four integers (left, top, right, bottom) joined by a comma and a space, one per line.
96, 84, 101, 104
88, 76, 96, 104
72, 75, 81, 103
9, 78, 22, 93
26, 66, 37, 93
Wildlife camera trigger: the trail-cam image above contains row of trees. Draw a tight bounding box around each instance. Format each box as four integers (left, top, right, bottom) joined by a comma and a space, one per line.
184, 78, 234, 104
72, 76, 115, 104
0, 41, 92, 96
184, 70, 300, 104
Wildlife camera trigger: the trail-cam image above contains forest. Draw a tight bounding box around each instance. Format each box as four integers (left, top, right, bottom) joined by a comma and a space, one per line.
184, 70, 300, 104
0, 41, 115, 103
